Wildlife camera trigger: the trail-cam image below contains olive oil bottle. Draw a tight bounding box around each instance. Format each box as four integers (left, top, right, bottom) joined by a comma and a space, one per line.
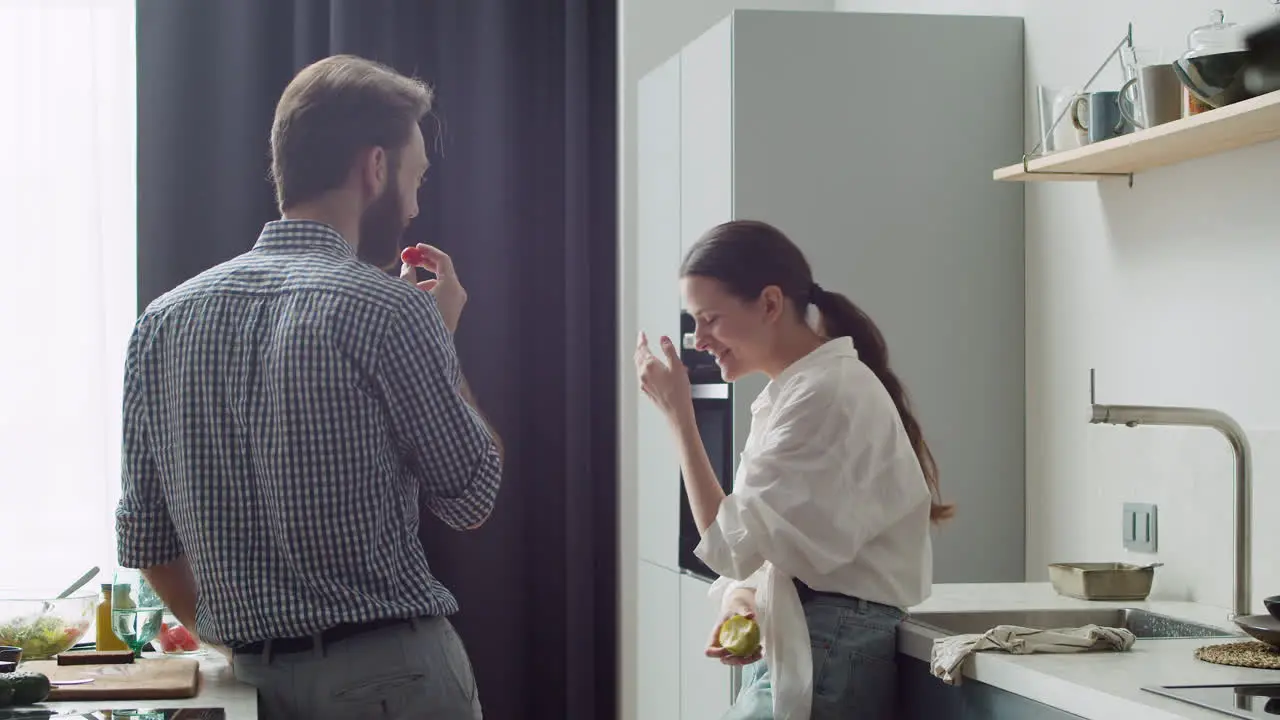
95, 583, 129, 652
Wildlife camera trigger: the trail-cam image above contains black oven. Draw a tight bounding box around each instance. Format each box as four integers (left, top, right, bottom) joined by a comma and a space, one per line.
678, 311, 736, 581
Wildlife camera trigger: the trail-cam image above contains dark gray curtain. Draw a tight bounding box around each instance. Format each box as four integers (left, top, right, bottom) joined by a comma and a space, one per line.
135, 2, 617, 718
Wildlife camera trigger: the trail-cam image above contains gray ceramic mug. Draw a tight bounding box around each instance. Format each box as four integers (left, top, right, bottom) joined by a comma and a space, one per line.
1071, 90, 1133, 144
1120, 64, 1183, 129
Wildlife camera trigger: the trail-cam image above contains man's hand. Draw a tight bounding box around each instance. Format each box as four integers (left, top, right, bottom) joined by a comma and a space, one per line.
401, 244, 467, 333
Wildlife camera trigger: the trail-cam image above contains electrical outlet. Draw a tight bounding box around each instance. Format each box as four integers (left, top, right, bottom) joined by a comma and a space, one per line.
1123, 503, 1158, 553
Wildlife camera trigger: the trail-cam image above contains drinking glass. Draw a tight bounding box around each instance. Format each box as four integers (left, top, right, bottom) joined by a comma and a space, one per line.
110, 569, 165, 658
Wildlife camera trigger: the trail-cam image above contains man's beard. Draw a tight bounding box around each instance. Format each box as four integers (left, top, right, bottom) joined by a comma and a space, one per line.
356, 180, 407, 269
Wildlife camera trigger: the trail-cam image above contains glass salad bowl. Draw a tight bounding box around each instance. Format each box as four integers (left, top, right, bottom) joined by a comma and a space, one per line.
0, 591, 96, 660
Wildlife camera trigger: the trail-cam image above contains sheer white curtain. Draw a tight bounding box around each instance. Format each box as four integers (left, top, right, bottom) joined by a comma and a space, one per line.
0, 0, 137, 593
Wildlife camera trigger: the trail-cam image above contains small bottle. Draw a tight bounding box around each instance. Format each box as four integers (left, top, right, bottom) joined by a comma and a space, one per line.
95, 583, 129, 652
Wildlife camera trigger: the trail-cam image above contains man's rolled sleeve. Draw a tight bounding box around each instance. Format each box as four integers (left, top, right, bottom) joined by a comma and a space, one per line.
380, 291, 503, 530
424, 442, 502, 530
116, 324, 183, 568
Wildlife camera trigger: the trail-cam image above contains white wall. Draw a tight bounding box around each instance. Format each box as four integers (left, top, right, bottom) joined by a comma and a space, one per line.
617, 3, 834, 718
835, 0, 1280, 612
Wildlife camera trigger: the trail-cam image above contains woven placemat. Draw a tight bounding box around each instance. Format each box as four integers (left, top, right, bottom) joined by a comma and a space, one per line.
1196, 641, 1280, 669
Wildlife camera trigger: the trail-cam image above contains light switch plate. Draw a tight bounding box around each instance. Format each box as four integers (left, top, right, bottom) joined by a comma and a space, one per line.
1123, 502, 1158, 553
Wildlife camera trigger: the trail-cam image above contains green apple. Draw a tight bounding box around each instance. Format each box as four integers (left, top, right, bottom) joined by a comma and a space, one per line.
718, 614, 761, 657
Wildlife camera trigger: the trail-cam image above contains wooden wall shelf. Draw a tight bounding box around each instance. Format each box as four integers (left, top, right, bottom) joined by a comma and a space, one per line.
994, 89, 1280, 182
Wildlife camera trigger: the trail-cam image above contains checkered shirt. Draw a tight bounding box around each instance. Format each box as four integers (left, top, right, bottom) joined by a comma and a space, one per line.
116, 220, 502, 645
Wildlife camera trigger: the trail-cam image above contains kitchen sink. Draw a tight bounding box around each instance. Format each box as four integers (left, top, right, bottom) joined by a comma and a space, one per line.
908, 608, 1238, 640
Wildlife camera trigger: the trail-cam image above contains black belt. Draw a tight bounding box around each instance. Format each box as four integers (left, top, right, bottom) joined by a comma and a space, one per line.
792, 578, 853, 604
232, 617, 413, 656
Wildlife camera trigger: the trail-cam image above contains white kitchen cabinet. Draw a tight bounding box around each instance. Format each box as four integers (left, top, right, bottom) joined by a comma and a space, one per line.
637, 560, 682, 720
679, 572, 734, 719
635, 53, 683, 572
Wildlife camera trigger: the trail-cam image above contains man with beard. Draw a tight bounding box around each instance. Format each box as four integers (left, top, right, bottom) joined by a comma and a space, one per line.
115, 55, 502, 719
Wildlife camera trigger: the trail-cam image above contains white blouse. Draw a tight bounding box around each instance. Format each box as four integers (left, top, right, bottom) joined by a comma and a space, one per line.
695, 336, 934, 720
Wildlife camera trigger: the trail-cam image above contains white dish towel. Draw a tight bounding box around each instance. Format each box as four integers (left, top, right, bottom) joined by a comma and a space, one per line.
930, 624, 1137, 686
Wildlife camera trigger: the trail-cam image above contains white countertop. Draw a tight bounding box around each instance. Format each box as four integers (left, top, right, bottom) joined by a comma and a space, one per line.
901, 583, 1279, 720
34, 650, 257, 718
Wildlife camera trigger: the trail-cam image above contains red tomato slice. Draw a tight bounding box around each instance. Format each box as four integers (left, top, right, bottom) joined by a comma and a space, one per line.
172, 626, 199, 651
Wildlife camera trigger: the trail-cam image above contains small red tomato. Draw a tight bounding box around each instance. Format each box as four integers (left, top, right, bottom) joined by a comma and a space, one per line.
401, 246, 425, 266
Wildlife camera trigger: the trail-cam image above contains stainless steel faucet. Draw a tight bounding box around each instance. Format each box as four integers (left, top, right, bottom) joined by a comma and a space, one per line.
1088, 368, 1253, 619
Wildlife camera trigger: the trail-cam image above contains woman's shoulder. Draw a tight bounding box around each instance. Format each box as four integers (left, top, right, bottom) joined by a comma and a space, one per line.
774, 355, 885, 408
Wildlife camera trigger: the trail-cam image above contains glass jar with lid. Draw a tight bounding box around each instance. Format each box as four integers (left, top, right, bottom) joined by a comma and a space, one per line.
1173, 9, 1253, 110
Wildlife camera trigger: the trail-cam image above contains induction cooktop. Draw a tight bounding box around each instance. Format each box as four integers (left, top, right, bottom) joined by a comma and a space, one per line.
1144, 684, 1280, 718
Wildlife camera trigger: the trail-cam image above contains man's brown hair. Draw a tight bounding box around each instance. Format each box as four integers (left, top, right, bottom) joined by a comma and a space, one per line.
270, 55, 434, 212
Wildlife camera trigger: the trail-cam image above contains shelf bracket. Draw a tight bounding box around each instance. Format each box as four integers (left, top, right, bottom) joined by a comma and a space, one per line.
1019, 154, 1135, 187
1025, 23, 1137, 188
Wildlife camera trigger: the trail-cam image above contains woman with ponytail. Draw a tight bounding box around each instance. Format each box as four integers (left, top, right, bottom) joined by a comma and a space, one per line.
635, 219, 949, 720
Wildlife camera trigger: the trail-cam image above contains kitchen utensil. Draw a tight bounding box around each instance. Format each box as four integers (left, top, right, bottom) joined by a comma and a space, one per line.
49, 677, 96, 685
1264, 595, 1280, 621
56, 567, 100, 601
21, 657, 200, 700
1048, 562, 1162, 601
1234, 614, 1280, 646
36, 566, 100, 618
0, 593, 96, 659
1173, 10, 1255, 109
1071, 91, 1136, 144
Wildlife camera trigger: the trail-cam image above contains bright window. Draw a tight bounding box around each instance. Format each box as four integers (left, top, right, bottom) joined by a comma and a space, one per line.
0, 0, 137, 593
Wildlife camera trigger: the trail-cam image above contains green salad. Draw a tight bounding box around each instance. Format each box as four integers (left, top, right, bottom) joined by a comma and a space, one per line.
0, 614, 87, 659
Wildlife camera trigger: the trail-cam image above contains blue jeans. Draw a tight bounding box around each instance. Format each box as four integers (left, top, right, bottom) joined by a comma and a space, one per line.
725, 595, 905, 720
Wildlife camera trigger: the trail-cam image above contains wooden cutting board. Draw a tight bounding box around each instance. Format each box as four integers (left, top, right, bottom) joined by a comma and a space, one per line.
23, 657, 200, 700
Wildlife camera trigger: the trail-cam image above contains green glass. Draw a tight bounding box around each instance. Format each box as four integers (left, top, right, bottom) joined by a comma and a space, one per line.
110, 569, 165, 658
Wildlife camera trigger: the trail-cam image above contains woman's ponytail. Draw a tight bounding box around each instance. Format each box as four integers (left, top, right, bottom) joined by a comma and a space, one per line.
811, 285, 954, 522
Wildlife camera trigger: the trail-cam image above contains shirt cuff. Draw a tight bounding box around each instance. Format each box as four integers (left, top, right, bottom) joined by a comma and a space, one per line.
693, 493, 759, 581
115, 504, 183, 568
425, 445, 502, 530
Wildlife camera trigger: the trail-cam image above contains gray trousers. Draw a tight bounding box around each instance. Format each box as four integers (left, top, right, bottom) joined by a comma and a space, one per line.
232, 616, 482, 719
